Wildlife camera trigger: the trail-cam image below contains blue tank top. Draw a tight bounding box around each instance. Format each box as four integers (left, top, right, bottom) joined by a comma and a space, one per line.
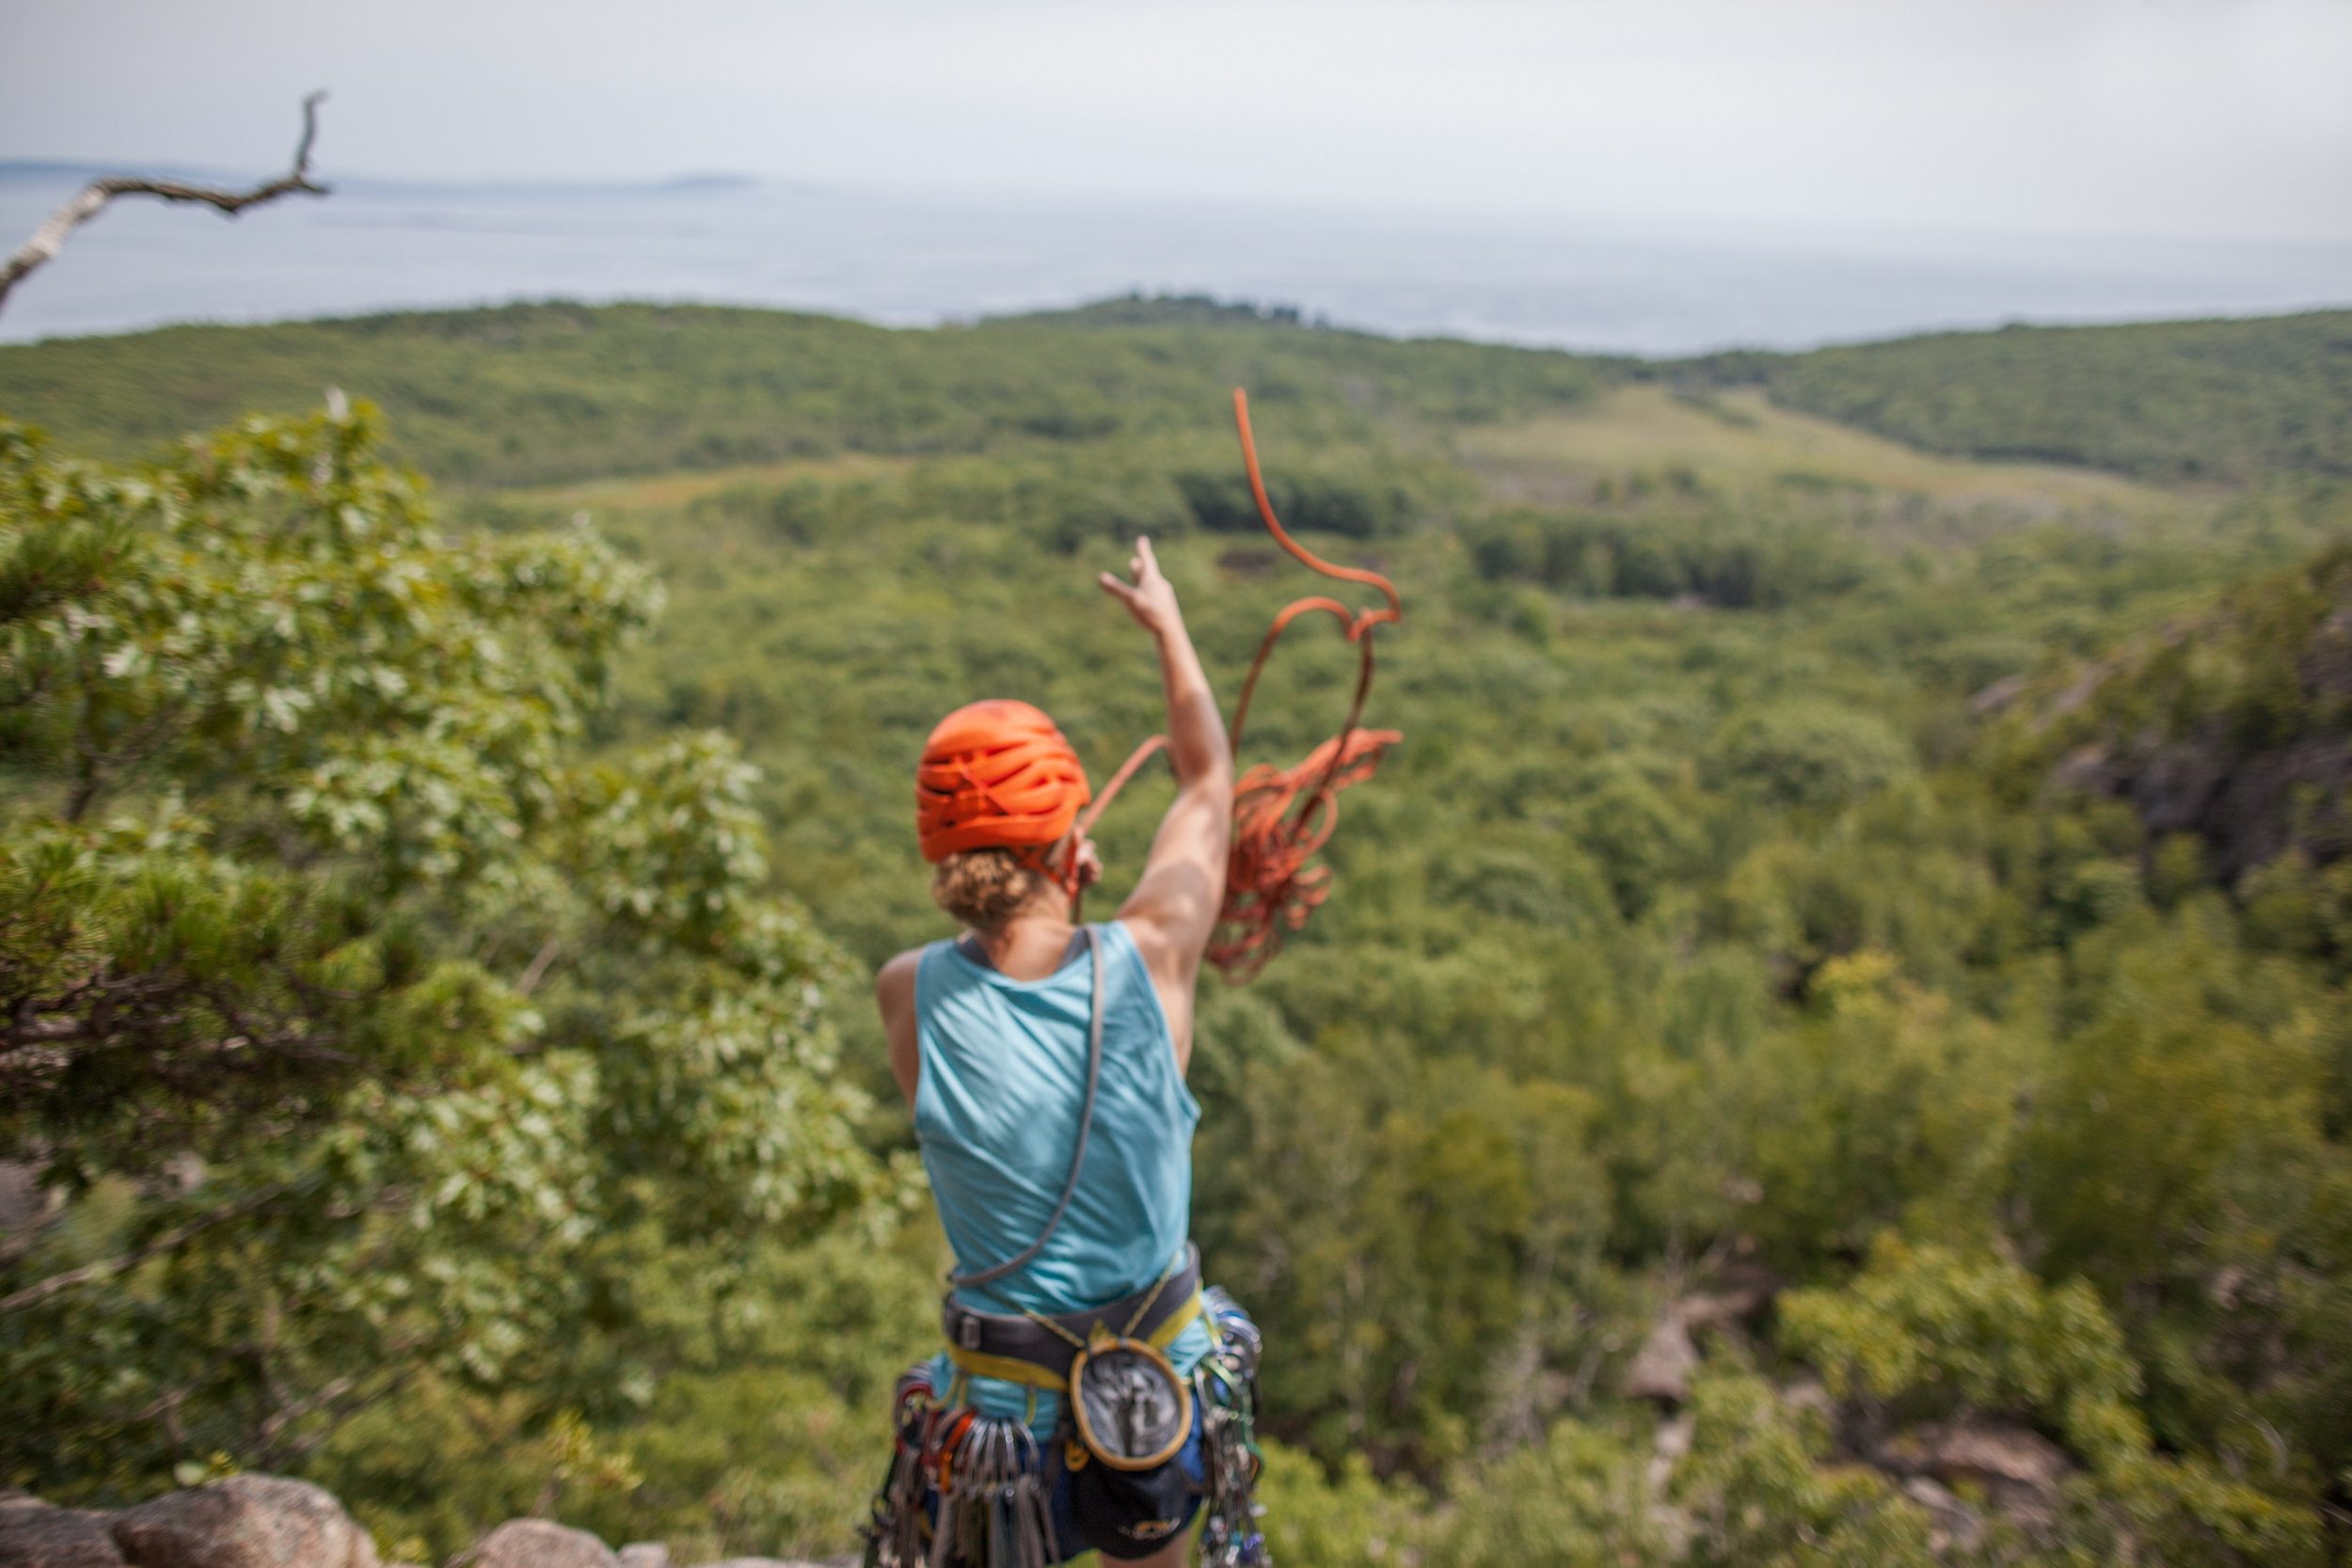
914, 920, 1207, 1432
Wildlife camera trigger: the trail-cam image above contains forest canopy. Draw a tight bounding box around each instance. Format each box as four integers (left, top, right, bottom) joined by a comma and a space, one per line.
4, 301, 2350, 1566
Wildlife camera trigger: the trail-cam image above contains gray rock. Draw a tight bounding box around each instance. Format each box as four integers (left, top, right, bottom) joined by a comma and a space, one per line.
615, 1547, 668, 1568
1879, 1418, 2070, 1487
468, 1522, 617, 1568
1645, 1412, 1694, 1495
1901, 1475, 1984, 1555
1622, 1315, 1699, 1404
0, 1492, 127, 1568
109, 1476, 375, 1568
1875, 1418, 2073, 1531
1777, 1374, 1836, 1422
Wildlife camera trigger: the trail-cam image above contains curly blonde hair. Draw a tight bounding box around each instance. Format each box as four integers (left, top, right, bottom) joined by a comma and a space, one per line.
930, 848, 1047, 929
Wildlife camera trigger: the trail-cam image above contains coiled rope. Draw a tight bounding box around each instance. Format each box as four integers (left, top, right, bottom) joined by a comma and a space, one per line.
1080, 389, 1404, 983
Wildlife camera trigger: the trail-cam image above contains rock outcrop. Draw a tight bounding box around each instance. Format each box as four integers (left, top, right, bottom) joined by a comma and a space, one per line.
1623, 1314, 1701, 1404
1874, 1418, 2074, 1528
463, 1521, 616, 1568
0, 1494, 125, 1568
0, 1478, 374, 1568
108, 1477, 378, 1568
1623, 1265, 1782, 1405
0, 1479, 851, 1568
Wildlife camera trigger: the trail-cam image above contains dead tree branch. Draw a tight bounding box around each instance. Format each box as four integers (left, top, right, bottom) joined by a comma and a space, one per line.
0, 91, 329, 317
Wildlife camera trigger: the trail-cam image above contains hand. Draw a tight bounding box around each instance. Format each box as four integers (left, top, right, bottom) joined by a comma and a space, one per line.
1098, 536, 1184, 641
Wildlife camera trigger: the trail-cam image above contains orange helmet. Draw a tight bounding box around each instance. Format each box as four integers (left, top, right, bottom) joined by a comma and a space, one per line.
915, 700, 1092, 865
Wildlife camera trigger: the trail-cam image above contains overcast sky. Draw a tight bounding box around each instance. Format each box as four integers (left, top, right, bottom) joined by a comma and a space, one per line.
5, 0, 2349, 245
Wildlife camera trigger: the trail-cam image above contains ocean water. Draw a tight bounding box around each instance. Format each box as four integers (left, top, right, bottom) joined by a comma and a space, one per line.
1, 167, 2346, 356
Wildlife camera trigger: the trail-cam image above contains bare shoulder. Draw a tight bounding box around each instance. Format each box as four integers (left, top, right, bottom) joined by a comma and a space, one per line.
877, 947, 927, 1108
876, 946, 925, 1006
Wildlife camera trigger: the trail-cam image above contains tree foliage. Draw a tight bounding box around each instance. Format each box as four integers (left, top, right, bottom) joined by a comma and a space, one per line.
0, 408, 895, 1502
6, 304, 2352, 1563
1697, 310, 2352, 484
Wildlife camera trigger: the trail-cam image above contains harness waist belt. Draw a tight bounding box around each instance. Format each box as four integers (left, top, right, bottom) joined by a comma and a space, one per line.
942, 1243, 1203, 1392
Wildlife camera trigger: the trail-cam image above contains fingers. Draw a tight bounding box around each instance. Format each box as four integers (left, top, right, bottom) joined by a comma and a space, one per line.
1098, 570, 1139, 604
1135, 535, 1160, 578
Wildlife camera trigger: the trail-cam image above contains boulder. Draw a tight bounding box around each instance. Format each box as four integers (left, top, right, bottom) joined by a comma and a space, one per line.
616, 1548, 668, 1568
1776, 1375, 1836, 1423
1875, 1418, 2073, 1528
0, 1492, 127, 1568
467, 1521, 617, 1568
1622, 1315, 1699, 1404
1623, 1269, 1783, 1407
108, 1476, 375, 1568
1926, 1420, 2072, 1491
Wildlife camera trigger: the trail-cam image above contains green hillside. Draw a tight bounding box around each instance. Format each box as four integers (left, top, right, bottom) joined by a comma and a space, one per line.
0, 298, 1607, 484
1694, 309, 2352, 484
6, 302, 2352, 1564
7, 298, 2347, 492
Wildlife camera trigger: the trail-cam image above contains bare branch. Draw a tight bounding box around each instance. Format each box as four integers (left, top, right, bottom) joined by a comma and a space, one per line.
0, 91, 330, 317
516, 936, 563, 995
0, 1181, 287, 1313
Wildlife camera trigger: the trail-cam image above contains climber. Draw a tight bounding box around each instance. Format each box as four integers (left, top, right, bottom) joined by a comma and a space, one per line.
866, 536, 1267, 1568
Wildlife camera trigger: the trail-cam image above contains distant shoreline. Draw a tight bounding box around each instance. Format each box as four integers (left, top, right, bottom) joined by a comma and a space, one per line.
4, 173, 2347, 356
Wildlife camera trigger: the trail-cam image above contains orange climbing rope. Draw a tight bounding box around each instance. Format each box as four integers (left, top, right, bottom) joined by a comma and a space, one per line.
1079, 389, 1404, 983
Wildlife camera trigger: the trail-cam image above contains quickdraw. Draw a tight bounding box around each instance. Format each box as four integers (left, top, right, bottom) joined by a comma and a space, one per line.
866, 1372, 1062, 1568
1195, 1286, 1270, 1568
1080, 388, 1406, 983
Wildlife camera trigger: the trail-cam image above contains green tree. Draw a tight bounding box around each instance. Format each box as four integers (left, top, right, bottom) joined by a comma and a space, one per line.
0, 407, 892, 1498
1781, 1238, 2324, 1568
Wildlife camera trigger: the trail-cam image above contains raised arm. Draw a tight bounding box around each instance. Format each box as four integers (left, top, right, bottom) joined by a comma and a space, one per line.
1098, 537, 1232, 1068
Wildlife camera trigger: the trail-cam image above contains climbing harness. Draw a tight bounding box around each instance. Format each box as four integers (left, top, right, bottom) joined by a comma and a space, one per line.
860, 926, 1267, 1565
942, 1243, 1206, 1393
861, 1295, 1270, 1568
1079, 388, 1405, 982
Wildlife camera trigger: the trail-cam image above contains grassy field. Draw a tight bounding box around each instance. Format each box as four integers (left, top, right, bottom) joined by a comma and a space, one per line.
1459, 384, 2194, 516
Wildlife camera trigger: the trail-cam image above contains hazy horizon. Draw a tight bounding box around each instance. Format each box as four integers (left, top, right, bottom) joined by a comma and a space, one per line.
4, 165, 2346, 356
5, 0, 2348, 246
5, 0, 2345, 355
